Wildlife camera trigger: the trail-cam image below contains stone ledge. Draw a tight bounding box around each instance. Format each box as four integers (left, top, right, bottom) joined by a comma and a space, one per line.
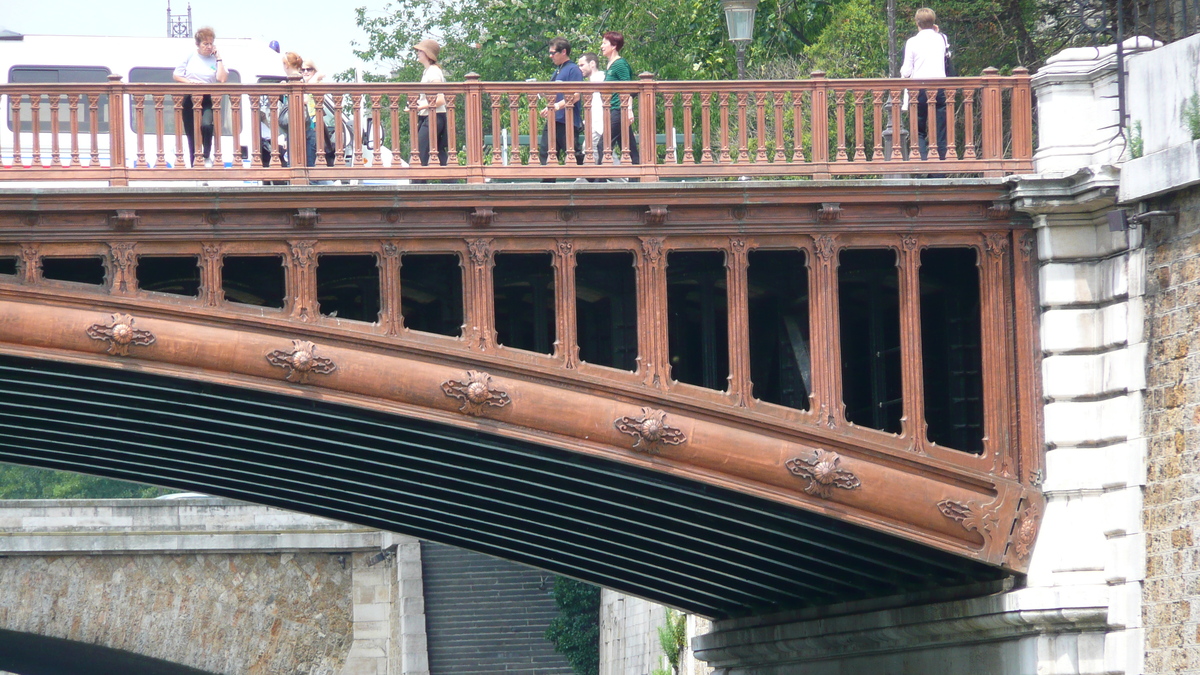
694, 587, 1115, 668
1119, 138, 1200, 203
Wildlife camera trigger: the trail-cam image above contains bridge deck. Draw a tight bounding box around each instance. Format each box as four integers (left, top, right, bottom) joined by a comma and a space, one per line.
0, 181, 1043, 618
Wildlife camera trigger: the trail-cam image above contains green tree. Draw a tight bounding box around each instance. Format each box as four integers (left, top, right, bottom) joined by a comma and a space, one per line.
545, 576, 600, 675
652, 609, 688, 675
351, 0, 841, 83
0, 463, 171, 499
802, 0, 889, 78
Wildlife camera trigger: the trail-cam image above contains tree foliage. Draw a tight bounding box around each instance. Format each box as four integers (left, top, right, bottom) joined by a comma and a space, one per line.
545, 576, 600, 675
0, 463, 170, 499
351, 0, 842, 83
655, 609, 688, 675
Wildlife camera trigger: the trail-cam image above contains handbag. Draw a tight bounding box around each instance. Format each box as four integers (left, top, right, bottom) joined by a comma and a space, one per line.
942, 33, 957, 77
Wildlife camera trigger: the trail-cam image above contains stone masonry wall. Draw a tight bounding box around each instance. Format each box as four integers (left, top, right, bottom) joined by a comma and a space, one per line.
0, 550, 354, 675
1144, 184, 1200, 674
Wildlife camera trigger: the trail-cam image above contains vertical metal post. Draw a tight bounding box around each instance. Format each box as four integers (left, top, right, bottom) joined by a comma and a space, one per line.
888, 0, 898, 78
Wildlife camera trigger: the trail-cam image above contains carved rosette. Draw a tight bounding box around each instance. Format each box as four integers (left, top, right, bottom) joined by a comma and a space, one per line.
86, 313, 156, 356
266, 339, 337, 384
937, 498, 1001, 546
441, 370, 512, 415
785, 449, 860, 499
614, 407, 686, 452
1012, 500, 1041, 561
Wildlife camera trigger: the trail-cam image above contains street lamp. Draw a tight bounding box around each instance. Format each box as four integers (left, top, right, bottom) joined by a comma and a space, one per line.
720, 0, 759, 79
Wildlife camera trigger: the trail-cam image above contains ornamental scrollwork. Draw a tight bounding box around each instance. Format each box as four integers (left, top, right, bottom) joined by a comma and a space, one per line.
641, 237, 665, 265
785, 449, 861, 499
813, 234, 837, 262
290, 240, 317, 268
614, 407, 686, 452
86, 313, 156, 356
984, 233, 1010, 258
937, 498, 1001, 545
468, 238, 493, 267
441, 370, 512, 416
266, 339, 337, 384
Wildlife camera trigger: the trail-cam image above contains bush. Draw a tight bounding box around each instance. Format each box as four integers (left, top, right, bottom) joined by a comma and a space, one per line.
545, 576, 600, 675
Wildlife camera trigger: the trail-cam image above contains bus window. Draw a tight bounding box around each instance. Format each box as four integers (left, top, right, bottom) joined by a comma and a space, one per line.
128, 67, 240, 135
7, 65, 111, 133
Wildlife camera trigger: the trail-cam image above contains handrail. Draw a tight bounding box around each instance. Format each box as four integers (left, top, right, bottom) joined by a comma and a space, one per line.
0, 69, 1033, 184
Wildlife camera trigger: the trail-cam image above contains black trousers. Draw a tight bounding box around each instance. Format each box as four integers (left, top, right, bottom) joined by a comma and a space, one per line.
418, 113, 448, 167
538, 118, 584, 182
181, 94, 214, 165
916, 89, 948, 161
603, 108, 640, 165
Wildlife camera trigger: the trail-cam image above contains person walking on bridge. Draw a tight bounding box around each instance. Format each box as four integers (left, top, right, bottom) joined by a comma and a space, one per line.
600, 31, 640, 177
538, 37, 585, 182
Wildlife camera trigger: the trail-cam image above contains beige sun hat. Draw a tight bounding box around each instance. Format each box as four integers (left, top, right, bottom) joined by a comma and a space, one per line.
413, 39, 441, 63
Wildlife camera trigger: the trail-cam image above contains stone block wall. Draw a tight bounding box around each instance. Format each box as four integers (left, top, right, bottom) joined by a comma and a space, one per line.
0, 551, 354, 674
1143, 184, 1200, 674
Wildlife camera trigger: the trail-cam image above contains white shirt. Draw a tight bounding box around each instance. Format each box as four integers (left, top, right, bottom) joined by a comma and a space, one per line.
418, 65, 447, 115
900, 29, 947, 79
588, 70, 606, 134
174, 51, 220, 83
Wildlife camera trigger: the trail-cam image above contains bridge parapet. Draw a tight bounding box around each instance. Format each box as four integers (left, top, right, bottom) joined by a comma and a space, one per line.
0, 181, 1043, 617
0, 72, 1033, 184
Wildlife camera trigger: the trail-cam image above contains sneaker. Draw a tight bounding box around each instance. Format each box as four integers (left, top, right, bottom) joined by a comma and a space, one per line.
204, 158, 213, 168
574, 177, 588, 183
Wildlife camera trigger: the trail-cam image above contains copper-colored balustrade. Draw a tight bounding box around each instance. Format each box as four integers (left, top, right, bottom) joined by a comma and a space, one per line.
0, 184, 1044, 586
0, 70, 1033, 184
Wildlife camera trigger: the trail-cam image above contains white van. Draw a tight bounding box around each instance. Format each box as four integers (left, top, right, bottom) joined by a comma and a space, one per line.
0, 32, 293, 173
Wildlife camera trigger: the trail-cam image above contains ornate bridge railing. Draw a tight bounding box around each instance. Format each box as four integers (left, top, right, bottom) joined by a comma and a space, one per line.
0, 71, 1033, 185
0, 184, 1044, 595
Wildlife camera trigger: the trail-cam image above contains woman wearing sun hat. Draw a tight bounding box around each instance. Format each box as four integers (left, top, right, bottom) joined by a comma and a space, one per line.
411, 39, 448, 175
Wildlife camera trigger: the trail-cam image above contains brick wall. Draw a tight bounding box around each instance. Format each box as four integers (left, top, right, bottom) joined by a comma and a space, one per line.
1144, 185, 1200, 673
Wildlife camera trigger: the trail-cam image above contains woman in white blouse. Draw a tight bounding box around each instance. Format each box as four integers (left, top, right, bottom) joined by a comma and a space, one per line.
172, 26, 228, 167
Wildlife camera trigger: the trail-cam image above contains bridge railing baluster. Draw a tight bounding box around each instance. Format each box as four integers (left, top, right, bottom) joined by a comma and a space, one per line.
0, 72, 1034, 183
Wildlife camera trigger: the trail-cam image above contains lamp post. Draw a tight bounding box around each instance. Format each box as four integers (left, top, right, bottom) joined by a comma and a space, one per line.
720, 0, 759, 79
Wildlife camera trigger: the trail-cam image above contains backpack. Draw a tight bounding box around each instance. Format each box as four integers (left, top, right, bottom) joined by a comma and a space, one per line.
942, 33, 957, 77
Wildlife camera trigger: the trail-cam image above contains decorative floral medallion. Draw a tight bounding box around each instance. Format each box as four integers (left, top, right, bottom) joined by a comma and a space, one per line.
441, 370, 512, 415
266, 339, 337, 384
86, 313, 157, 356
614, 407, 686, 452
786, 449, 861, 499
1013, 501, 1041, 561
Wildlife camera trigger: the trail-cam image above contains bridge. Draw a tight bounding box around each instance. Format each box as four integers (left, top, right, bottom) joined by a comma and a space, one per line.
0, 75, 1041, 630
0, 496, 585, 675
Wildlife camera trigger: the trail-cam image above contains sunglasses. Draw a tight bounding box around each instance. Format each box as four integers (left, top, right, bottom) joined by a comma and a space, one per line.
301, 67, 315, 72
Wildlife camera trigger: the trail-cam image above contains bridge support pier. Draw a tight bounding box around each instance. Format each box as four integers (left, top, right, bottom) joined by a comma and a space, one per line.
694, 587, 1112, 675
